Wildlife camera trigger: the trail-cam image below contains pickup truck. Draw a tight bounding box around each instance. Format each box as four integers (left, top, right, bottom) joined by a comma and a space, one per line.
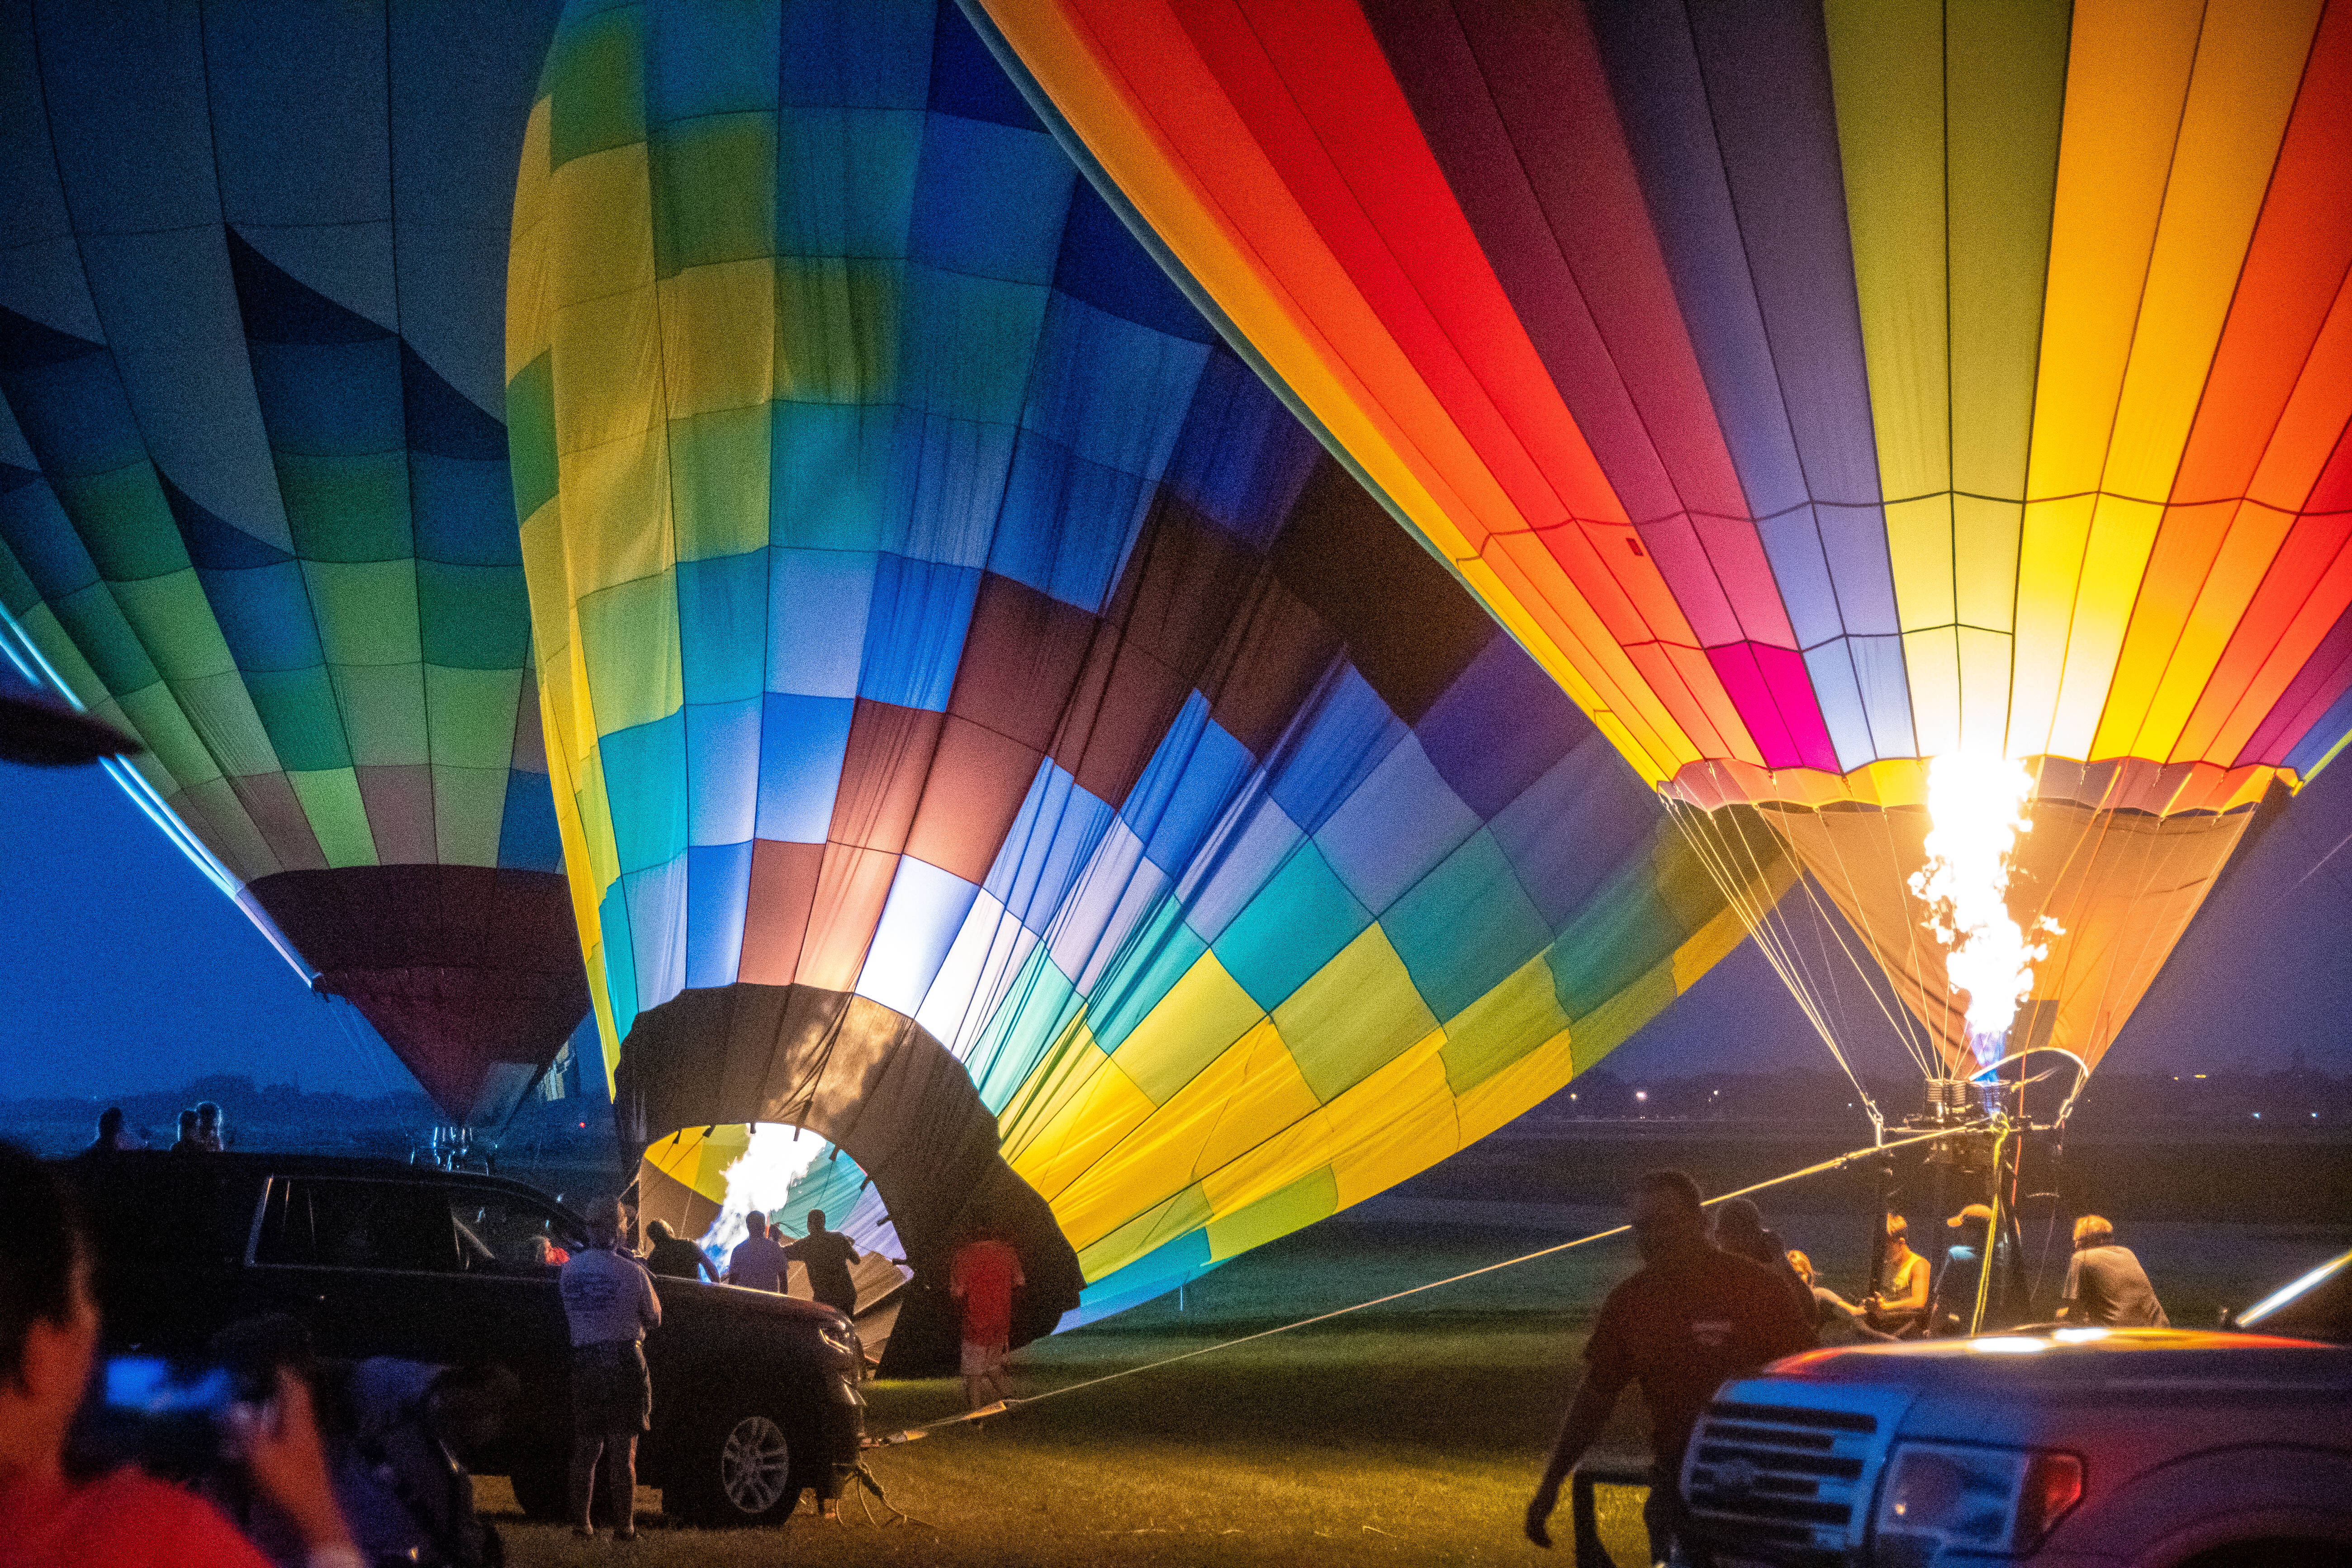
65, 1151, 864, 1527
1678, 1314, 2352, 1568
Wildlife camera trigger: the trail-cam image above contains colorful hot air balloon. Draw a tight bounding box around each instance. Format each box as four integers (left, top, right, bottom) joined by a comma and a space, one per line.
0, 0, 584, 1123
508, 0, 1784, 1347
974, 0, 2352, 1104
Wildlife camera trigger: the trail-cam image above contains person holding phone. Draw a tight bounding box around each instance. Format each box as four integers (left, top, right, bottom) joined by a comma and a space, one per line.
0, 1142, 360, 1568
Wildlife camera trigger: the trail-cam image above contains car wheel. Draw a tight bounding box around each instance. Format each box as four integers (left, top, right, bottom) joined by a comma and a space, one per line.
668, 1410, 802, 1527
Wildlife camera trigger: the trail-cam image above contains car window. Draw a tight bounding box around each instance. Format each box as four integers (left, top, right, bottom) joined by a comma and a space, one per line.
77, 1162, 261, 1269
446, 1187, 584, 1273
252, 1179, 460, 1273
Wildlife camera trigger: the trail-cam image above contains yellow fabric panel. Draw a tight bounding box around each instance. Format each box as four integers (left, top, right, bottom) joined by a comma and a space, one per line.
555, 425, 673, 602
1436, 950, 1572, 1098
576, 573, 681, 737
507, 98, 556, 384
1956, 626, 2014, 760
286, 767, 377, 868
1189, 1021, 1323, 1181
1006, 1047, 1157, 1208
548, 142, 654, 318
1883, 493, 1956, 633
1200, 1118, 1335, 1243
1105, 950, 1267, 1107
1204, 1166, 1337, 1264
2100, 1, 2322, 503
1323, 1028, 1457, 1210
1902, 628, 1962, 758
995, 1013, 1099, 1159
1075, 1184, 1212, 1284
1269, 924, 1439, 1104
667, 405, 773, 564
2010, 491, 2096, 757
2048, 491, 2163, 757
659, 259, 777, 421
550, 284, 663, 459
1951, 493, 2021, 633
1452, 1021, 1574, 1148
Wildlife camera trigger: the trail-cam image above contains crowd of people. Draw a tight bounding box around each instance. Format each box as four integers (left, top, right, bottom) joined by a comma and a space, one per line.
81, 1102, 228, 1156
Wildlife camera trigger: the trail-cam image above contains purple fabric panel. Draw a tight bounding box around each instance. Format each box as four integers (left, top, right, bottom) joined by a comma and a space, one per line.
2236, 604, 2352, 767
1801, 641, 1877, 773
1415, 632, 1593, 818
1755, 504, 1845, 647
1706, 642, 1798, 768
1849, 632, 1917, 759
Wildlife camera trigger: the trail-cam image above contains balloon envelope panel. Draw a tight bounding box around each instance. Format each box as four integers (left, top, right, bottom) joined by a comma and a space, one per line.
512, 0, 1782, 1312
0, 1, 583, 1120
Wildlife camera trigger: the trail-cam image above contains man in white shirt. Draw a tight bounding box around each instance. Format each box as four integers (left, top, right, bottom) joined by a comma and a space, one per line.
724, 1212, 790, 1293
558, 1200, 660, 1541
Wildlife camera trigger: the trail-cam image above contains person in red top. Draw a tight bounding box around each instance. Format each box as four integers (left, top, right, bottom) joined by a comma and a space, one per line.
1525, 1170, 1815, 1560
947, 1229, 1024, 1411
0, 1142, 359, 1568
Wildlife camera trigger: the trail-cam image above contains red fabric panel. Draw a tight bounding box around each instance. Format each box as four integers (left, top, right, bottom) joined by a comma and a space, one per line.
798, 842, 901, 992
229, 770, 327, 872
355, 763, 436, 864
739, 838, 822, 986
827, 699, 945, 853
948, 573, 1100, 752
1204, 574, 1343, 758
906, 715, 1044, 884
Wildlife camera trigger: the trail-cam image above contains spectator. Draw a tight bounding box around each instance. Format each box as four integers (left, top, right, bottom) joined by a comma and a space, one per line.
948, 1227, 1024, 1412
0, 1141, 360, 1567
194, 1104, 225, 1153
1789, 1250, 1897, 1343
783, 1210, 861, 1318
1861, 1213, 1930, 1336
640, 1220, 714, 1283
558, 1199, 660, 1542
724, 1212, 788, 1293
2059, 1216, 2168, 1328
169, 1110, 204, 1155
526, 1236, 569, 1269
1712, 1198, 1814, 1322
1525, 1170, 1814, 1558
83, 1109, 137, 1155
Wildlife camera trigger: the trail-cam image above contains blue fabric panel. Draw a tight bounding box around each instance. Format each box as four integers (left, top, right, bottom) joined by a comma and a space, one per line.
988, 436, 1148, 614
1315, 734, 1479, 915
0, 473, 96, 596
1161, 350, 1320, 551
767, 547, 874, 698
2286, 691, 2352, 778
1416, 635, 1590, 819
247, 340, 403, 457
856, 854, 980, 1014
646, 2, 779, 123
683, 839, 753, 990
856, 552, 977, 711
408, 454, 519, 566
1754, 504, 1844, 649
1051, 180, 1217, 345
225, 227, 384, 346
1020, 294, 1209, 482
399, 341, 508, 462
1488, 734, 1657, 932
496, 767, 564, 872
1180, 790, 1301, 945
882, 404, 1015, 567
1382, 828, 1551, 1021
621, 854, 689, 1017
769, 403, 896, 554
967, 939, 1082, 1112
203, 1, 384, 231
33, 4, 218, 238
986, 762, 1117, 933
1210, 840, 1371, 1011
1848, 630, 1916, 760
773, 110, 923, 259
597, 878, 640, 1042
599, 711, 688, 874
1265, 665, 1404, 834
779, 0, 933, 111
1129, 701, 1256, 875
685, 696, 761, 846
676, 550, 768, 706
198, 561, 321, 670
159, 474, 290, 568
0, 323, 143, 477
1086, 896, 1210, 1055
753, 691, 854, 843
1802, 639, 1878, 774
927, 0, 1042, 130
1076, 1228, 1213, 1318
897, 267, 1043, 442
907, 113, 1074, 287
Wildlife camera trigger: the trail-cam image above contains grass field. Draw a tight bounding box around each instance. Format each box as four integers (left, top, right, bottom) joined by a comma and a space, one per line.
490, 1200, 2351, 1566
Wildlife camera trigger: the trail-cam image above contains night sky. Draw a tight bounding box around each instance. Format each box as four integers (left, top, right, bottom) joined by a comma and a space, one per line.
3, 738, 2347, 1101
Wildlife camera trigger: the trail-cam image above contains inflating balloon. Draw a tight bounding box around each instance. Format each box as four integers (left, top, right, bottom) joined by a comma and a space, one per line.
0, 1, 583, 1123
508, 0, 1784, 1345
976, 0, 2352, 1111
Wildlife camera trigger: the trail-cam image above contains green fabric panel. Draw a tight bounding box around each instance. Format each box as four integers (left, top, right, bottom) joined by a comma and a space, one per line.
599, 711, 686, 873
17, 604, 111, 711
1380, 828, 1551, 1020
244, 664, 352, 772
901, 264, 1048, 425
173, 669, 282, 779
0, 535, 37, 613
1210, 840, 1370, 1011
330, 662, 429, 767
1076, 1184, 1213, 1281
1204, 1166, 1337, 1262
115, 681, 223, 788
776, 107, 925, 260
276, 450, 413, 562
53, 466, 187, 581
775, 259, 901, 405
50, 583, 161, 692
432, 763, 508, 867
1438, 950, 1574, 1097
579, 572, 682, 735
507, 353, 561, 523
1945, 0, 2069, 500
1650, 820, 1738, 935
304, 560, 422, 665
417, 560, 531, 668
176, 773, 275, 880
287, 766, 379, 868
669, 404, 772, 562
651, 114, 777, 278
1274, 926, 1439, 1104
425, 663, 524, 772
768, 401, 896, 552
109, 571, 238, 681
545, 3, 647, 171
1086, 897, 1209, 1056
972, 942, 1083, 1114
1569, 958, 1681, 1076
1546, 861, 1677, 1019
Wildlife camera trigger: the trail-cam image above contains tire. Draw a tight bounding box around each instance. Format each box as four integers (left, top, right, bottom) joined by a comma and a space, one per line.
665, 1409, 804, 1528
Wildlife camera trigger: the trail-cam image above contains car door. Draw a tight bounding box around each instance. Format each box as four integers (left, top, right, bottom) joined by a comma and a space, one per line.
440, 1182, 581, 1459
247, 1175, 469, 1362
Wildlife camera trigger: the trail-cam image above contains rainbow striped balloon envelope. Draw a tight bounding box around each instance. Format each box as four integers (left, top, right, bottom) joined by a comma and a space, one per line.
977, 0, 2352, 1095
0, 1, 583, 1123
507, 0, 1787, 1343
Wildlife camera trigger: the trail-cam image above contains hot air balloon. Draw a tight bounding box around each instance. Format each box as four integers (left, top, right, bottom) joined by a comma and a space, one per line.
507, 0, 1785, 1355
973, 0, 2352, 1122
0, 0, 584, 1125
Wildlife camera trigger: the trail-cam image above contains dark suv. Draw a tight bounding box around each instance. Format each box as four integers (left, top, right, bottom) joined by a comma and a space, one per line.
65, 1151, 863, 1527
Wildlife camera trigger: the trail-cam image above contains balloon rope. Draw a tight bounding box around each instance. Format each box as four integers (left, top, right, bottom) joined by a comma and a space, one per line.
867, 1124, 1972, 1445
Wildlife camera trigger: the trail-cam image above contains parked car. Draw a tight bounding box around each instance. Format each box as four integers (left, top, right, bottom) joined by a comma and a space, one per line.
65, 1151, 864, 1526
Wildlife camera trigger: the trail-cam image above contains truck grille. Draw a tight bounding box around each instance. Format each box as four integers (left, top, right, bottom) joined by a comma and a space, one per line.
1683, 1399, 1882, 1565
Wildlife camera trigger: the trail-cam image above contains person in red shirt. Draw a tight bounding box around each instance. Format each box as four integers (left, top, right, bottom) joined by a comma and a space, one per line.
0, 1142, 359, 1568
947, 1229, 1025, 1411
1525, 1170, 1815, 1560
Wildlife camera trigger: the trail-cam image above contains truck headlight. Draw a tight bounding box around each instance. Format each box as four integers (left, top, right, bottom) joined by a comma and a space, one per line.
818, 1319, 860, 1366
1874, 1442, 2083, 1563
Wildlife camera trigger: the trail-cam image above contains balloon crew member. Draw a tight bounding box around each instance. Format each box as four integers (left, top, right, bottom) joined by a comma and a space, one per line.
1930, 1204, 2010, 1335
641, 1219, 716, 1283
724, 1212, 788, 1292
0, 1142, 361, 1568
1526, 1170, 1815, 1561
1861, 1214, 1930, 1336
1711, 1198, 1815, 1323
558, 1199, 660, 1542
783, 1210, 861, 1318
949, 1227, 1025, 1412
2059, 1216, 2168, 1329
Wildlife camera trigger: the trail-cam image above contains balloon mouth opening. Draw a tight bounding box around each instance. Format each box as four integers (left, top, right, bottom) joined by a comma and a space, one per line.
1911, 753, 2062, 1065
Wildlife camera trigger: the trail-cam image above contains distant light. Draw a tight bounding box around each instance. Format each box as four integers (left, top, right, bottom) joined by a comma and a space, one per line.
579, 1122, 586, 1129
1635, 1090, 1648, 1102
2253, 1113, 2262, 1120
1569, 1094, 1577, 1101
2195, 1074, 2207, 1079
2051, 1326, 2109, 1344
1970, 1337, 2048, 1355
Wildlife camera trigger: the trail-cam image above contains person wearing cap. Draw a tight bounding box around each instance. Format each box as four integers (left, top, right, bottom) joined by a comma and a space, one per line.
1930, 1203, 2006, 1335
2059, 1216, 2168, 1328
